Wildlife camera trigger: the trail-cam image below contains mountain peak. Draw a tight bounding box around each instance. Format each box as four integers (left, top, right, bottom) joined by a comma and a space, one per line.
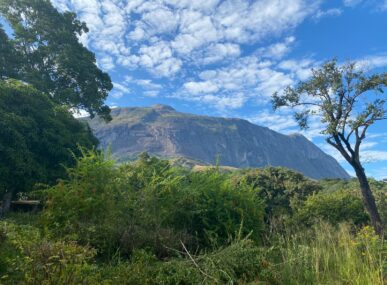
151, 104, 175, 112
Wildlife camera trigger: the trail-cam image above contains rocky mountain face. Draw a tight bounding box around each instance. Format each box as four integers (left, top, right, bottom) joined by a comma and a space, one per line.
86, 104, 350, 180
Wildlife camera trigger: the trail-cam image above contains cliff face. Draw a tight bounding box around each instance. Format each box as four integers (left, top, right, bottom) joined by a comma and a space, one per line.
86, 104, 350, 180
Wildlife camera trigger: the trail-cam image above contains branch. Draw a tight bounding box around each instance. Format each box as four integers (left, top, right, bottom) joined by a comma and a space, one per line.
327, 136, 353, 163
338, 132, 355, 156
180, 241, 218, 282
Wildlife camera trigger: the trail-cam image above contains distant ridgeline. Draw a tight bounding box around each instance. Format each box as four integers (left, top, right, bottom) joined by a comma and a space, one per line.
84, 104, 350, 180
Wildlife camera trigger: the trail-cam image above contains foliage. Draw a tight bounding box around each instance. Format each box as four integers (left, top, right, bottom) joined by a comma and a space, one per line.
0, 221, 96, 285
164, 170, 264, 248
41, 149, 130, 257
41, 151, 265, 258
319, 178, 387, 228
93, 239, 280, 285
296, 190, 369, 226
0, 26, 19, 79
0, 80, 97, 198
0, 0, 112, 119
2, 152, 386, 284
231, 167, 321, 224
272, 59, 386, 234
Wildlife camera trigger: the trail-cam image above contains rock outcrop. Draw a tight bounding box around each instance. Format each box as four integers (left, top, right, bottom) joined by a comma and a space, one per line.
86, 104, 350, 180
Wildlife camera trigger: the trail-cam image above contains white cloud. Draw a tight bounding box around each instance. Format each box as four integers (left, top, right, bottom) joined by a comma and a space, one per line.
361, 150, 387, 163
99, 55, 115, 71
278, 58, 317, 80
113, 82, 130, 94
143, 90, 160, 97
51, 0, 387, 114
313, 8, 342, 20
70, 108, 89, 118
141, 8, 178, 35
355, 54, 387, 70
184, 81, 219, 94
343, 0, 363, 7
52, 0, 322, 77
199, 43, 241, 64
259, 37, 296, 60
247, 111, 298, 132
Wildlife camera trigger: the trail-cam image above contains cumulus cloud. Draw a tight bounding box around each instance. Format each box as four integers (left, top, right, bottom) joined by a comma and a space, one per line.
355, 54, 387, 70
52, 0, 322, 78
247, 111, 298, 132
51, 0, 387, 115
184, 81, 219, 94
259, 37, 296, 60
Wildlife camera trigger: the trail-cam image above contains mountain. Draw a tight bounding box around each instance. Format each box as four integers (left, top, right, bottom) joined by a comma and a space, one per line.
85, 104, 350, 180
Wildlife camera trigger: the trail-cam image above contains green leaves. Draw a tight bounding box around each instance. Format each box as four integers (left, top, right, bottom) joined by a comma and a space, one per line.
272, 59, 387, 139
0, 80, 97, 197
0, 0, 112, 120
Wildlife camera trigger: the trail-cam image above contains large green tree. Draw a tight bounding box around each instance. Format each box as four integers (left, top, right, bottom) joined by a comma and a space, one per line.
0, 0, 112, 120
0, 79, 97, 212
0, 25, 19, 79
272, 60, 386, 235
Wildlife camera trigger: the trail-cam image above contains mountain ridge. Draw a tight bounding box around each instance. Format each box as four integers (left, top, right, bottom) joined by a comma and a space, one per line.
85, 104, 350, 180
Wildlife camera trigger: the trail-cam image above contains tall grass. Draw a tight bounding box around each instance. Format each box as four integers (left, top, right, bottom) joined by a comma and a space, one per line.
272, 222, 385, 285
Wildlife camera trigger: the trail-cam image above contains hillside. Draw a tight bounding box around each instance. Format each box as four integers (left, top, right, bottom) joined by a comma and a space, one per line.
85, 104, 349, 180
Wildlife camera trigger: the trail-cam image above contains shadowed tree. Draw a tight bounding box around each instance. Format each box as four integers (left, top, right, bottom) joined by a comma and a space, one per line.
0, 0, 112, 120
272, 59, 386, 235
0, 25, 20, 79
0, 79, 98, 213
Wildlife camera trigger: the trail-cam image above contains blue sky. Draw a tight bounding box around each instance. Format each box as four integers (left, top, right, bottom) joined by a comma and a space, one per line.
36, 1, 387, 179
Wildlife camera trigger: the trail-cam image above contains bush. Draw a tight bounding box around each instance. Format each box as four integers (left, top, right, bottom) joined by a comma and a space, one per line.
164, 170, 264, 248
41, 151, 265, 259
296, 190, 369, 226
94, 239, 280, 285
41, 149, 130, 257
0, 221, 96, 285
231, 167, 321, 224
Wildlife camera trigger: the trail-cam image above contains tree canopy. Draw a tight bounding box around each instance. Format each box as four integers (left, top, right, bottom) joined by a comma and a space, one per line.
0, 0, 112, 120
0, 79, 97, 198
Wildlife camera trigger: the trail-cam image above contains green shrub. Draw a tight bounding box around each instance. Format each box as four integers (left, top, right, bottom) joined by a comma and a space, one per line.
0, 221, 96, 285
41, 151, 265, 259
94, 239, 280, 285
296, 190, 369, 226
41, 149, 130, 257
231, 167, 321, 224
163, 170, 264, 248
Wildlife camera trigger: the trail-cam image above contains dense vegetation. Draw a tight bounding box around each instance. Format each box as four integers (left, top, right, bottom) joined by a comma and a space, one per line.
0, 80, 97, 202
0, 152, 385, 284
0, 0, 112, 209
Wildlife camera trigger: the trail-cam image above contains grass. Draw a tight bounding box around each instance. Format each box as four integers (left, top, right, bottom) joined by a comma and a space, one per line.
270, 222, 386, 285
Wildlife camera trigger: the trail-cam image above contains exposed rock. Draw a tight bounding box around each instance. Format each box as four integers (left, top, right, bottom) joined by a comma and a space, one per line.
86, 105, 350, 180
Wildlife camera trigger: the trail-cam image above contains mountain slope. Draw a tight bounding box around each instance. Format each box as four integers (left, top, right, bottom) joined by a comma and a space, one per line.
86, 104, 350, 179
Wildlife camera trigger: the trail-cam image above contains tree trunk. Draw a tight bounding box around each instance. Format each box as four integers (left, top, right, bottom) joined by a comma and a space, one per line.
1, 190, 13, 216
352, 162, 383, 235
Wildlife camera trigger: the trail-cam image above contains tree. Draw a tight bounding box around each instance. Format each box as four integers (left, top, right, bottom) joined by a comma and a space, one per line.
0, 26, 19, 79
0, 0, 112, 120
272, 59, 386, 235
0, 79, 97, 213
